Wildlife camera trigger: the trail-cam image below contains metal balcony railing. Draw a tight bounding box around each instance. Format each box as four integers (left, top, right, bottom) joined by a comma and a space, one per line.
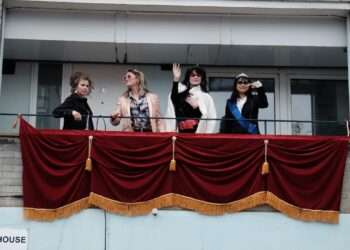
0, 112, 348, 136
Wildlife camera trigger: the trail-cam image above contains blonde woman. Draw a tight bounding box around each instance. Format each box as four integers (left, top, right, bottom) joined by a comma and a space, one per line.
111, 69, 163, 132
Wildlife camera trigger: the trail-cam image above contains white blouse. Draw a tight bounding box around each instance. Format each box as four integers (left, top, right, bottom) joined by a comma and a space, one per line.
236, 96, 247, 113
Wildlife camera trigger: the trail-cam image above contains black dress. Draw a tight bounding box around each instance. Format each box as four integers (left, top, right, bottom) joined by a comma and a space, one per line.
53, 93, 94, 130
171, 81, 202, 133
220, 87, 268, 134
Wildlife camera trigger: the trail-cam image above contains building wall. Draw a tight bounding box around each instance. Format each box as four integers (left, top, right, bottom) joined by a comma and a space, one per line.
4, 9, 347, 49
0, 208, 349, 250
0, 0, 3, 92
0, 62, 35, 133
0, 2, 349, 249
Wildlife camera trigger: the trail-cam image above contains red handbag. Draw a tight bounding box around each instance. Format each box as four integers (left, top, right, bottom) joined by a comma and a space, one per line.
178, 119, 199, 130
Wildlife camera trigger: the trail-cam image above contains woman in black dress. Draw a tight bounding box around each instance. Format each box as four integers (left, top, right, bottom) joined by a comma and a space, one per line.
53, 72, 94, 130
220, 73, 268, 134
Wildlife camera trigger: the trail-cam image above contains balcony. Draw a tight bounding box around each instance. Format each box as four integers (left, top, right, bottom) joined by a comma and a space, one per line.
1, 115, 350, 217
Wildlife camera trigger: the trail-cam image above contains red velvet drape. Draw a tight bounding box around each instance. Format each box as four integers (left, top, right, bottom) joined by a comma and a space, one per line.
21, 120, 91, 219
267, 137, 348, 212
20, 119, 348, 223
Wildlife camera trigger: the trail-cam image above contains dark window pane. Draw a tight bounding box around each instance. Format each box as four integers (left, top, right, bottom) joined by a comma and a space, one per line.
291, 79, 348, 135
36, 63, 62, 129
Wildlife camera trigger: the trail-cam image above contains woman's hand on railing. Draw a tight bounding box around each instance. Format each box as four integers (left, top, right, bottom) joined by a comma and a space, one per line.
110, 111, 121, 125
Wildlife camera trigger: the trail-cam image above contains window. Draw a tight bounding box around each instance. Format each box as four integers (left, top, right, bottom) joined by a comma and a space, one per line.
291, 79, 348, 135
36, 63, 62, 129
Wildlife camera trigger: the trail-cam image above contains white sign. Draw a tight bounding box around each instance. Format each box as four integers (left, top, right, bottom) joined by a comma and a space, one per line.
0, 229, 28, 250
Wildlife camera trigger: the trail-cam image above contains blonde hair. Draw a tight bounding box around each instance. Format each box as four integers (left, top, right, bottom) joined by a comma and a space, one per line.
127, 68, 148, 92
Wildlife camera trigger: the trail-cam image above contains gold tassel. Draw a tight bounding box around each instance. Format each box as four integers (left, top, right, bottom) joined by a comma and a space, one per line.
169, 136, 177, 171
169, 159, 176, 171
85, 135, 93, 171
85, 158, 92, 172
261, 161, 269, 175
261, 139, 269, 175
12, 113, 22, 128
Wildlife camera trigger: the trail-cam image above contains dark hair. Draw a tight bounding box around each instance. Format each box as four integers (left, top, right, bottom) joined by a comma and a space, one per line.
182, 66, 208, 92
230, 76, 252, 103
70, 72, 94, 94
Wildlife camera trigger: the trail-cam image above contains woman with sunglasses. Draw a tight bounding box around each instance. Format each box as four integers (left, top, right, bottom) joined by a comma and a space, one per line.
110, 69, 163, 132
220, 73, 268, 134
53, 72, 94, 130
165, 64, 217, 133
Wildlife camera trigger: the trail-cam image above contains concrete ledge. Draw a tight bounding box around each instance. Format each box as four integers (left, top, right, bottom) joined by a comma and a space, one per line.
5, 0, 350, 16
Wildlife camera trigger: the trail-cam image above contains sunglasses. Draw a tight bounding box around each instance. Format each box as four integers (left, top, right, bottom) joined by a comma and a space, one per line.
122, 74, 135, 81
190, 73, 201, 78
122, 69, 141, 81
237, 80, 249, 85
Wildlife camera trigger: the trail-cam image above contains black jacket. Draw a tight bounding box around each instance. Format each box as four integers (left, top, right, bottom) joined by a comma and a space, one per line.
53, 93, 94, 130
220, 87, 268, 134
171, 81, 202, 120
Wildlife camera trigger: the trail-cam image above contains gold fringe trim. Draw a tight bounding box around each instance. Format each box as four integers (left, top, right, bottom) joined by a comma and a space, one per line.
89, 192, 267, 216
265, 192, 339, 224
23, 192, 339, 223
172, 192, 266, 216
23, 197, 90, 221
89, 192, 174, 216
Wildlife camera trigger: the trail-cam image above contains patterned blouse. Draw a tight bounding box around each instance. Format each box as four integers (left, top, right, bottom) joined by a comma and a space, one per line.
129, 92, 152, 131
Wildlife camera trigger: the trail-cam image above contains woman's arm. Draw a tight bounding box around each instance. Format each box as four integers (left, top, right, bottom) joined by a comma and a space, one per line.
52, 96, 81, 120
170, 81, 181, 108
220, 103, 231, 133
251, 81, 268, 108
110, 98, 122, 126
153, 94, 165, 132
256, 87, 268, 108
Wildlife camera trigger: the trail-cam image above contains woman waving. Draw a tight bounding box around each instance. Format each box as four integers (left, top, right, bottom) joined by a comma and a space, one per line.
166, 64, 217, 133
